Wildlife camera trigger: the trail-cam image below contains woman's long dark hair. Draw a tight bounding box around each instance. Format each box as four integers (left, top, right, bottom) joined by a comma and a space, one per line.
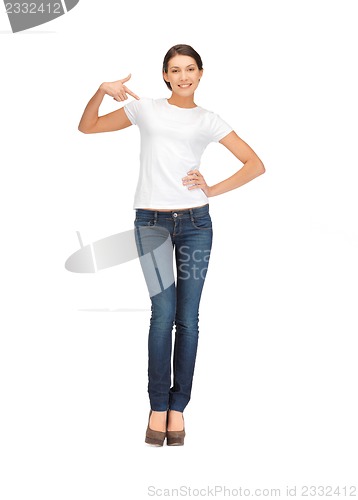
162, 44, 203, 90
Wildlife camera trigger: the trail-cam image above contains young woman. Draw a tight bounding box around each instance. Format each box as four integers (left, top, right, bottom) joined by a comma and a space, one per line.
78, 44, 265, 446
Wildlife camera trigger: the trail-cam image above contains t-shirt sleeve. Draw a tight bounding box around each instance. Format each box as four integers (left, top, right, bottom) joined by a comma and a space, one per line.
207, 112, 233, 142
123, 99, 141, 125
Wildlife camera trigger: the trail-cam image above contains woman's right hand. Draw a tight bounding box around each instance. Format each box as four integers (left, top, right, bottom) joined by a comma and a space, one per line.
100, 74, 140, 102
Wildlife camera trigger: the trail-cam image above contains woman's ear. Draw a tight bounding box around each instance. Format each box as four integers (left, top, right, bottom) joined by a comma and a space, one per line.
163, 71, 169, 83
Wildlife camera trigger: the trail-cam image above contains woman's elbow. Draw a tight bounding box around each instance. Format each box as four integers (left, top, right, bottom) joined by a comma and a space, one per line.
252, 158, 265, 176
258, 161, 266, 174
78, 125, 93, 134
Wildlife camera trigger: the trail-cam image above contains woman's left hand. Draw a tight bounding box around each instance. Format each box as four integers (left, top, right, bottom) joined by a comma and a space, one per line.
182, 169, 211, 197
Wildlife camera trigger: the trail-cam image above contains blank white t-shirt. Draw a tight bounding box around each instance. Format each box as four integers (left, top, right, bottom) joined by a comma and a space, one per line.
123, 97, 233, 209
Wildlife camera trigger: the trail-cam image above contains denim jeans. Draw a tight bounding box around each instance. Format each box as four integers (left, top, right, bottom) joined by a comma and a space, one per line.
134, 204, 213, 412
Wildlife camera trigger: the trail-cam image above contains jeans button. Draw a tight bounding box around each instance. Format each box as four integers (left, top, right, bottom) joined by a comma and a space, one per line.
173, 213, 178, 218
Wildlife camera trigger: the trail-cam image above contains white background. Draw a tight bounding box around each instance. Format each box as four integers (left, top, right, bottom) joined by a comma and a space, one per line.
1, 0, 357, 498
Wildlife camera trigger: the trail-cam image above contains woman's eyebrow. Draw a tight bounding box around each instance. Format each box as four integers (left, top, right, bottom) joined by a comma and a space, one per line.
169, 64, 196, 69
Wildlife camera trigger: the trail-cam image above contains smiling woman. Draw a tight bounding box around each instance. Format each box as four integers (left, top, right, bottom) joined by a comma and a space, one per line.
162, 44, 204, 104
77, 43, 265, 447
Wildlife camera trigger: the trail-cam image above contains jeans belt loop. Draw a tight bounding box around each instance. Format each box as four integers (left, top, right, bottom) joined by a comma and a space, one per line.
154, 210, 158, 224
189, 207, 194, 221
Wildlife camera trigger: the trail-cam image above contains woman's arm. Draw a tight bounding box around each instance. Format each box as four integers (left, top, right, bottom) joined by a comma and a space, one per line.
182, 131, 265, 196
78, 75, 139, 134
209, 131, 265, 196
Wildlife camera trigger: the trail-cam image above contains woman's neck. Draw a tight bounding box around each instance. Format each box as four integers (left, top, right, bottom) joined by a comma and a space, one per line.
167, 94, 197, 109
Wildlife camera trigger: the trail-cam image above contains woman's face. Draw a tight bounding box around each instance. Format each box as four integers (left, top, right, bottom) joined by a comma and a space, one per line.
164, 55, 203, 96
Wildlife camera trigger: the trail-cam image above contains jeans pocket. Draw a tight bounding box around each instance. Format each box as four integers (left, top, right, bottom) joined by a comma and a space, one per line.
191, 213, 212, 230
134, 217, 157, 227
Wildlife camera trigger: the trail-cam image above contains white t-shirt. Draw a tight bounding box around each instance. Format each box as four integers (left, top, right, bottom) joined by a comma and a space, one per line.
123, 97, 233, 209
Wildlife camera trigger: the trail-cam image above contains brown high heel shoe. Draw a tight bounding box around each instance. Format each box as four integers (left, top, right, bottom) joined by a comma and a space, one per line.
166, 410, 185, 446
145, 410, 167, 446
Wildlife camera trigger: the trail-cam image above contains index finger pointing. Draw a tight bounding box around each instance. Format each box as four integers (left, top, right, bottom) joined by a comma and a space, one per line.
124, 86, 140, 100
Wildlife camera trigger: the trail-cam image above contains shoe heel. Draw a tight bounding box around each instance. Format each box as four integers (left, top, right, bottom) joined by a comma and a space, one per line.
166, 411, 185, 446
166, 430, 185, 446
145, 410, 166, 447
145, 435, 166, 446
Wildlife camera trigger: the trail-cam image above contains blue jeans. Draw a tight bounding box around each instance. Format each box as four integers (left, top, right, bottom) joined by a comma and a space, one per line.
134, 204, 213, 412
